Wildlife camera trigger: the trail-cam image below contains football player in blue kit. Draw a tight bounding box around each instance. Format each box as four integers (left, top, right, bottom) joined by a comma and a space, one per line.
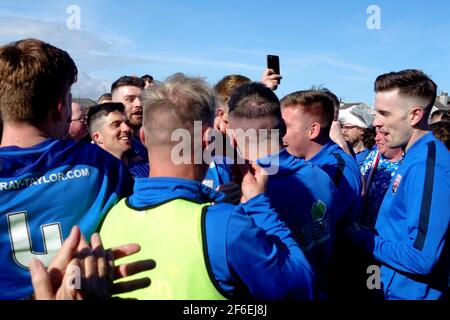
350, 69, 450, 300
225, 83, 339, 298
0, 38, 134, 299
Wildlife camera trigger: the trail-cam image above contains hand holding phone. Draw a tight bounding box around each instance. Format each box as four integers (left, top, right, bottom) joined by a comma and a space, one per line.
267, 55, 280, 76
262, 55, 282, 90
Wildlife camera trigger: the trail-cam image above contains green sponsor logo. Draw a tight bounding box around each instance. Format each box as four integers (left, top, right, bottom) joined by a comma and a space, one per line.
311, 200, 327, 222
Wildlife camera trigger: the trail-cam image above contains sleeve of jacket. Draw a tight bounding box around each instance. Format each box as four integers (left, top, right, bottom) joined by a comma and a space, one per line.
226, 194, 316, 300
354, 163, 450, 275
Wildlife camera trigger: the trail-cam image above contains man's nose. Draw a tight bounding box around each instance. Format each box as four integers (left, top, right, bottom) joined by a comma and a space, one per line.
121, 122, 131, 132
135, 97, 142, 107
373, 114, 382, 128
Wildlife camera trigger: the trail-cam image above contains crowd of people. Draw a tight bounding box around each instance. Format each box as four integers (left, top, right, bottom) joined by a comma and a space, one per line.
0, 38, 448, 300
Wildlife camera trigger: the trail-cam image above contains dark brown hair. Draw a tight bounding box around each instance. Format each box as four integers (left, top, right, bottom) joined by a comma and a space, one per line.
87, 102, 125, 134
111, 76, 144, 93
228, 82, 281, 121
430, 120, 450, 150
0, 38, 77, 123
362, 127, 376, 149
374, 69, 437, 115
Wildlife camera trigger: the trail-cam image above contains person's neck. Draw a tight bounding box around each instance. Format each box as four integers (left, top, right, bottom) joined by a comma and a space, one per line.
150, 162, 203, 181
352, 140, 366, 153
405, 127, 429, 153
304, 137, 328, 161
1, 122, 50, 148
383, 147, 404, 162
120, 153, 128, 165
148, 149, 205, 181
132, 126, 141, 139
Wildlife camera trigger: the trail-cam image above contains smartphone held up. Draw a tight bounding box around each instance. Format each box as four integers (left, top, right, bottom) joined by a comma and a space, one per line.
266, 55, 281, 90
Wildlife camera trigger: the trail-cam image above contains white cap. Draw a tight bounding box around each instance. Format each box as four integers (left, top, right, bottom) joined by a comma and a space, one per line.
339, 105, 373, 128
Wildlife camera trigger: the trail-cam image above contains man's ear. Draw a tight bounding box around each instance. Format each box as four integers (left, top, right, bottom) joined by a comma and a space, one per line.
93, 132, 102, 145
50, 98, 67, 122
140, 127, 146, 146
309, 122, 321, 140
216, 107, 225, 118
410, 107, 424, 126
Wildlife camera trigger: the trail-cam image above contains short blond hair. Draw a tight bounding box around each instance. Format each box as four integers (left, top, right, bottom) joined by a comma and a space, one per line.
142, 73, 216, 146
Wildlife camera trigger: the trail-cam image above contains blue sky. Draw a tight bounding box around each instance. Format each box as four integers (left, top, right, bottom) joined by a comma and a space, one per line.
1, 0, 449, 104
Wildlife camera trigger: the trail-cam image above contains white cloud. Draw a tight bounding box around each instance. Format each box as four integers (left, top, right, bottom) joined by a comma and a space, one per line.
1, 17, 108, 51
0, 15, 148, 98
71, 72, 111, 100
0, 15, 272, 98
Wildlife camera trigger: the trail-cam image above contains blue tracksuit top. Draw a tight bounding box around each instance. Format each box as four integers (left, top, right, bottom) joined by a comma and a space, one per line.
352, 132, 450, 299
131, 137, 149, 163
257, 149, 338, 296
309, 140, 362, 222
355, 147, 371, 168
0, 139, 133, 299
126, 176, 315, 300
127, 138, 150, 178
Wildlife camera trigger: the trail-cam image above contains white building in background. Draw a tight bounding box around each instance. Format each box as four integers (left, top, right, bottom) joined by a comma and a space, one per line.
435, 92, 449, 111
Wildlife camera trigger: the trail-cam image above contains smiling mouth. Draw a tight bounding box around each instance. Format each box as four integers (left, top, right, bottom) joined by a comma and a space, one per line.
131, 110, 143, 116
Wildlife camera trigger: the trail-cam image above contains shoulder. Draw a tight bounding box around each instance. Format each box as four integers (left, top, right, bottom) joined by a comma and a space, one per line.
67, 142, 133, 192
400, 141, 449, 190
53, 140, 121, 165
205, 202, 266, 240
204, 203, 247, 254
405, 138, 448, 169
322, 143, 360, 172
205, 202, 236, 225
101, 198, 128, 223
297, 162, 335, 185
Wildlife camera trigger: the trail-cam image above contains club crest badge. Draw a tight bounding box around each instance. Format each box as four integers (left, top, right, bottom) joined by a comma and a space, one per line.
392, 174, 402, 193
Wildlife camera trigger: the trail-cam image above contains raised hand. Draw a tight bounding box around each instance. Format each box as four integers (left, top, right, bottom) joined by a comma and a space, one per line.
261, 68, 282, 91
216, 181, 242, 205
29, 226, 156, 299
240, 163, 268, 202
